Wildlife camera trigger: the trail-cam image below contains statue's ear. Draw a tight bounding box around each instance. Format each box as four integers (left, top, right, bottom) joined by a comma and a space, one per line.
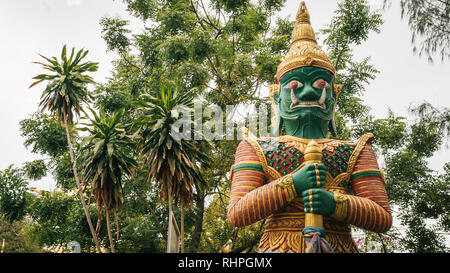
328, 86, 338, 137
269, 84, 280, 105
269, 83, 282, 137
271, 105, 283, 137
273, 92, 280, 104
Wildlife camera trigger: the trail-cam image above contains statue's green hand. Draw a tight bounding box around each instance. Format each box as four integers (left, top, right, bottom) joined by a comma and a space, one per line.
302, 188, 336, 216
291, 163, 327, 195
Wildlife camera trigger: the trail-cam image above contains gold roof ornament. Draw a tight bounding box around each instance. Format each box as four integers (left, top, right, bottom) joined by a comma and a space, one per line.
275, 1, 336, 81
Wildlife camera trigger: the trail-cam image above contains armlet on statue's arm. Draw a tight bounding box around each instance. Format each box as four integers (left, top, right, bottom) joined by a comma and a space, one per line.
227, 140, 297, 227
331, 192, 349, 222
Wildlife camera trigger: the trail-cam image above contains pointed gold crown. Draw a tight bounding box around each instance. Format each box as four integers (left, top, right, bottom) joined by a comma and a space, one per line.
275, 1, 335, 81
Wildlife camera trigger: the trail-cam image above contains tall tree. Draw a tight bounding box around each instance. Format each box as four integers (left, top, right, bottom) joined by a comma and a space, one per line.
80, 108, 137, 253
386, 103, 450, 252
134, 84, 209, 252
30, 45, 102, 252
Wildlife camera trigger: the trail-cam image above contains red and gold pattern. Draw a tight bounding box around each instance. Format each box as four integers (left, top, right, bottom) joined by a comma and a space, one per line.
227, 133, 392, 253
228, 141, 296, 227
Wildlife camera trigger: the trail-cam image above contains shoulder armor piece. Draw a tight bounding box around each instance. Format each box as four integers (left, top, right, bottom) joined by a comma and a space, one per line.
346, 133, 374, 173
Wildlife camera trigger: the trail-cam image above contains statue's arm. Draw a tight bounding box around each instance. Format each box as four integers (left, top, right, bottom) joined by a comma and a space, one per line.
227, 140, 297, 227
332, 143, 393, 233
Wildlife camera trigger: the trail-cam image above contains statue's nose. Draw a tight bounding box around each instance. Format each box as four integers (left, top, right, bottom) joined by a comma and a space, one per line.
298, 85, 318, 101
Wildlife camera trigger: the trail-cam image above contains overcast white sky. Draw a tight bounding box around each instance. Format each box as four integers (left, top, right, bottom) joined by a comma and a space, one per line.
0, 0, 449, 193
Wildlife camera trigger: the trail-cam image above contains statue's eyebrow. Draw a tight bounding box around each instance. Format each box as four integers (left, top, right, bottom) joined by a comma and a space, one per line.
307, 70, 333, 80
280, 75, 296, 82
280, 72, 306, 83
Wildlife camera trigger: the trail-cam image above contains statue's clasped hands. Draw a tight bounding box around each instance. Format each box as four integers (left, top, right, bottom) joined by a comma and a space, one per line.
291, 163, 336, 216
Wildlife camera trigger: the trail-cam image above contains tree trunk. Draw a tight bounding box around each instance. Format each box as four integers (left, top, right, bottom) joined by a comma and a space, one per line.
166, 180, 174, 253
181, 199, 185, 253
64, 114, 102, 253
114, 210, 119, 241
168, 180, 173, 213
95, 217, 102, 234
190, 193, 205, 253
105, 209, 115, 253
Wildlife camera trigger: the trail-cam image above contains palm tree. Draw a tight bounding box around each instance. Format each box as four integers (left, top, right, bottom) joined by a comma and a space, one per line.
79, 108, 137, 253
134, 84, 209, 253
30, 45, 102, 252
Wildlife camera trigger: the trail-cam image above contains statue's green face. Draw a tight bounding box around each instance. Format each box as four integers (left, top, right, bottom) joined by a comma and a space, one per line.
274, 66, 335, 139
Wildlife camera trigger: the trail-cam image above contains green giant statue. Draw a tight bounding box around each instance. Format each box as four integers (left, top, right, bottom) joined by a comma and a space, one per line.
227, 1, 392, 253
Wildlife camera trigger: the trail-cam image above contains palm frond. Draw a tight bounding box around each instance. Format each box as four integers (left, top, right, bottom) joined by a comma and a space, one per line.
135, 83, 210, 207
30, 45, 98, 124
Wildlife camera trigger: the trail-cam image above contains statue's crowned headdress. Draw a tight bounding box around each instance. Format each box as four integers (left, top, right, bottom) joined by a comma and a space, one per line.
276, 1, 336, 80
270, 1, 342, 137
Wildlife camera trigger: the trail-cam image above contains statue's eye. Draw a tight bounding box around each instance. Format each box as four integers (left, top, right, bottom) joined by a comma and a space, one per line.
312, 79, 330, 89
283, 80, 303, 90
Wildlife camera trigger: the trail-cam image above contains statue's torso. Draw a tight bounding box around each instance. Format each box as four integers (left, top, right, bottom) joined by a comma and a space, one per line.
244, 135, 371, 253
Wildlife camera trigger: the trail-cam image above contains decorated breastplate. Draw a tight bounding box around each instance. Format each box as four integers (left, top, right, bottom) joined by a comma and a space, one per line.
260, 140, 354, 177
245, 135, 366, 194
258, 137, 354, 189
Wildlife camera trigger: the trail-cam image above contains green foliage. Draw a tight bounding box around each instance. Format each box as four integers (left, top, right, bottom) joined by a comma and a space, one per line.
19, 112, 68, 158
199, 193, 234, 252
398, 211, 447, 253
103, 0, 291, 107
100, 16, 132, 52
409, 102, 450, 145
31, 44, 103, 252
22, 160, 48, 181
19, 112, 80, 191
199, 192, 264, 253
326, 0, 383, 46
0, 166, 29, 222
27, 190, 104, 252
115, 215, 164, 252
122, 0, 162, 21
408, 121, 442, 158
50, 152, 76, 191
352, 227, 396, 253
353, 109, 407, 152
0, 217, 41, 253
28, 191, 74, 237
350, 101, 450, 252
94, 82, 134, 114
